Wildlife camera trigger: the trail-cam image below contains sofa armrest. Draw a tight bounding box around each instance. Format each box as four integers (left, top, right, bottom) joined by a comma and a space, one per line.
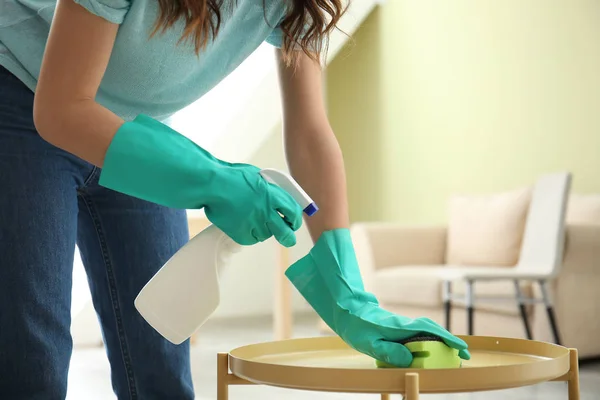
532, 224, 600, 358
350, 222, 447, 275
562, 225, 600, 274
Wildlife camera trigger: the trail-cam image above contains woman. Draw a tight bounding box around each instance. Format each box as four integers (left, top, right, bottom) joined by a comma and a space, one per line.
0, 0, 470, 398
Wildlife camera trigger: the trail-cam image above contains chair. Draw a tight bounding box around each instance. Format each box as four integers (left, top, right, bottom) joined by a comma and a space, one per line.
437, 171, 572, 344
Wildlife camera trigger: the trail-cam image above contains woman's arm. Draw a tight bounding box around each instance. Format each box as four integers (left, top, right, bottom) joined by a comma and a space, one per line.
275, 50, 350, 242
33, 0, 124, 167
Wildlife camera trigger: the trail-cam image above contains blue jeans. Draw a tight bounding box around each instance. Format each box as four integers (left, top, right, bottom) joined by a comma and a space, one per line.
0, 65, 195, 399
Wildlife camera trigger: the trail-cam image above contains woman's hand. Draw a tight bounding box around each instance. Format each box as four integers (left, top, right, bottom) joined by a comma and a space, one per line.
202, 162, 304, 246
286, 229, 470, 367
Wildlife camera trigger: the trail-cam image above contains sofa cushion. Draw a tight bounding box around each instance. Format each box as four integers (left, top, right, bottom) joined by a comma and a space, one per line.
451, 279, 533, 315
567, 194, 600, 225
446, 187, 531, 267
372, 266, 445, 307
373, 265, 531, 316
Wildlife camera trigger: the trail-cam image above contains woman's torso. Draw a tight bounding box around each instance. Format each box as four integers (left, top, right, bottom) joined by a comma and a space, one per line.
0, 0, 286, 121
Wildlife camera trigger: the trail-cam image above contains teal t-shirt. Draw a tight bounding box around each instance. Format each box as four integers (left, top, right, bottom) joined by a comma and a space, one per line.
0, 0, 289, 121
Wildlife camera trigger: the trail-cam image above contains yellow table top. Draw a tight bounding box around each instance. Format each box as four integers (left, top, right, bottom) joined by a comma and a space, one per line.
228, 335, 571, 394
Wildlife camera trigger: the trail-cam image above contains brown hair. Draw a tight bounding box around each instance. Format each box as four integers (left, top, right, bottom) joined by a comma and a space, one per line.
151, 0, 347, 66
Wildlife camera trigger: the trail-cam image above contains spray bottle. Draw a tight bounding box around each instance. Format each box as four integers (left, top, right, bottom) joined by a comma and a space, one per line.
134, 168, 318, 344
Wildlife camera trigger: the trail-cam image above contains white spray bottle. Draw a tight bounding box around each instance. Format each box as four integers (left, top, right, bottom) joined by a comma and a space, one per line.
134, 168, 318, 345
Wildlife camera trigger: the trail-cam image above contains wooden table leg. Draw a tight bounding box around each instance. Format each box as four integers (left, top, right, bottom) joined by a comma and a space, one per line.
380, 394, 390, 400
274, 246, 292, 340
217, 353, 229, 400
568, 348, 580, 400
405, 373, 419, 400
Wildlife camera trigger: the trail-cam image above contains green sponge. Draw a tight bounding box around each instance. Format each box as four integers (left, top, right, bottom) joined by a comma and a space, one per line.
375, 335, 462, 369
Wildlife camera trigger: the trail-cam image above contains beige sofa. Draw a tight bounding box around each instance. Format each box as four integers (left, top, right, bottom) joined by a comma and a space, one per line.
342, 193, 600, 360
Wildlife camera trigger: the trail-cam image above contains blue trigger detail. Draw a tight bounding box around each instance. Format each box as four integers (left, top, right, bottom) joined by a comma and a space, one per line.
303, 203, 318, 216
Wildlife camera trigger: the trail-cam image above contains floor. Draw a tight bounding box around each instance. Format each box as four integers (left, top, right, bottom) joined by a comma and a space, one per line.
67, 314, 600, 400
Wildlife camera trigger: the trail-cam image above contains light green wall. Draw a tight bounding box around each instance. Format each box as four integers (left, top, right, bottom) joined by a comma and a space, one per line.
326, 7, 384, 223
327, 1, 600, 225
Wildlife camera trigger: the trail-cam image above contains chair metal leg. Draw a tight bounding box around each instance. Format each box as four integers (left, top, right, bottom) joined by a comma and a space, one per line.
442, 280, 452, 330
514, 280, 533, 340
540, 280, 562, 345
466, 280, 474, 335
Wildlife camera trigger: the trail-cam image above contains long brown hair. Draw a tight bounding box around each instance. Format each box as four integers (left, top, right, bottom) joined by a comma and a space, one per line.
151, 0, 347, 66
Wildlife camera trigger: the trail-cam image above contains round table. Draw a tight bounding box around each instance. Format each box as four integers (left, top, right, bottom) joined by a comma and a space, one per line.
217, 335, 580, 400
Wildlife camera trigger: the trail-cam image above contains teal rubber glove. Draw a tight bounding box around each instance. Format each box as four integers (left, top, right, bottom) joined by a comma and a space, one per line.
99, 114, 302, 247
286, 229, 470, 367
